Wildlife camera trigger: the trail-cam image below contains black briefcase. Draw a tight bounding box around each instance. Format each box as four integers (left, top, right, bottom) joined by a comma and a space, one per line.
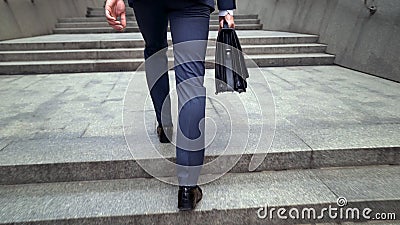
215, 22, 249, 94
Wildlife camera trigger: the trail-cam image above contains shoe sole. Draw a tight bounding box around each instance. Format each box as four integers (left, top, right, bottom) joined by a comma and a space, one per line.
178, 196, 202, 211
157, 127, 172, 143
159, 137, 171, 143
178, 207, 194, 211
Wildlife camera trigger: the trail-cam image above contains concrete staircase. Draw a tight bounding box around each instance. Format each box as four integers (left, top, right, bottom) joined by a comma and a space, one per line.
0, 7, 335, 75
1, 6, 399, 225
53, 8, 263, 34
0, 64, 399, 224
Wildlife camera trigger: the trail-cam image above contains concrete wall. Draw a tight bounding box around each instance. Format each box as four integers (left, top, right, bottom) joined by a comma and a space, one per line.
237, 0, 400, 82
0, 0, 103, 41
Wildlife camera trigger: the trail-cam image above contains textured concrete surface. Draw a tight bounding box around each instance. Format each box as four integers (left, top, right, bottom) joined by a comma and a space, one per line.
314, 166, 400, 201
0, 165, 398, 224
0, 30, 333, 74
52, 24, 264, 34
237, 0, 400, 82
0, 31, 319, 43
0, 0, 102, 41
0, 54, 334, 75
0, 44, 327, 61
54, 19, 261, 28
301, 222, 400, 225
0, 65, 398, 184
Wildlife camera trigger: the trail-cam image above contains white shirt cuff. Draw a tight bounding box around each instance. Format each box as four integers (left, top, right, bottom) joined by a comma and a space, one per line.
219, 10, 234, 17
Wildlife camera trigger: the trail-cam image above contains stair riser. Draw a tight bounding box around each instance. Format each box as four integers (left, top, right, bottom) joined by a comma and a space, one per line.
250, 55, 335, 67
0, 56, 334, 75
1, 200, 397, 225
59, 18, 135, 23
53, 25, 264, 34
0, 37, 319, 51
88, 11, 134, 16
0, 147, 396, 185
55, 19, 261, 28
88, 8, 227, 14
85, 14, 258, 20
0, 46, 327, 61
59, 15, 258, 23
0, 60, 142, 75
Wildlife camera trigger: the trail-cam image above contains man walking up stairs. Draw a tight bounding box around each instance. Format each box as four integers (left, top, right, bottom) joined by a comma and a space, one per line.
0, 0, 399, 224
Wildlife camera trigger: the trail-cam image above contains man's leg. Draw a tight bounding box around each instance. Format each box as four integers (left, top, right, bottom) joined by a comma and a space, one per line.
168, 2, 211, 187
131, 1, 172, 127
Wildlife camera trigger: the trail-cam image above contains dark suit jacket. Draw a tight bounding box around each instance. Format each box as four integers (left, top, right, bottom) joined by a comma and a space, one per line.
127, 0, 236, 11
202, 0, 236, 10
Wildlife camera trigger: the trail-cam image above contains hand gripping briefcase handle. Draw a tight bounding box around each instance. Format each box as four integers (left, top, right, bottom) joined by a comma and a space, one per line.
215, 21, 249, 94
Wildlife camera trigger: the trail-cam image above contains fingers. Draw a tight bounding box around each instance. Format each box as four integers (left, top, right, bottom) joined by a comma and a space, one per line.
106, 10, 119, 25
104, 1, 116, 20
219, 16, 225, 31
117, 0, 127, 30
105, 7, 120, 26
104, 0, 126, 32
218, 14, 235, 30
120, 12, 127, 29
225, 14, 235, 29
113, 24, 125, 31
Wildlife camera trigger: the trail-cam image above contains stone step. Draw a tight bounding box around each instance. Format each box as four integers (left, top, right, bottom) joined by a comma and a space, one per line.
87, 6, 225, 13
53, 24, 264, 34
0, 31, 320, 51
1, 82, 397, 186
87, 11, 134, 17
55, 19, 261, 28
86, 10, 234, 17
0, 53, 335, 75
0, 165, 399, 224
88, 11, 135, 17
0, 44, 327, 61
87, 8, 135, 16
0, 136, 396, 185
60, 17, 136, 23
59, 14, 259, 23
0, 65, 398, 185
86, 12, 258, 20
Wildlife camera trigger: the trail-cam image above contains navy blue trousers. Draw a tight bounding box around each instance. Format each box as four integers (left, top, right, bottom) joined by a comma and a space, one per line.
131, 0, 211, 186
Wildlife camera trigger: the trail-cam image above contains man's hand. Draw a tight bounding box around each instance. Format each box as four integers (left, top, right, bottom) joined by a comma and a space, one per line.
105, 0, 127, 31
219, 13, 235, 30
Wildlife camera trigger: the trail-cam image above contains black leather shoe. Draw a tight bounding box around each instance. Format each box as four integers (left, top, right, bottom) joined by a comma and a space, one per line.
178, 185, 203, 211
157, 126, 172, 143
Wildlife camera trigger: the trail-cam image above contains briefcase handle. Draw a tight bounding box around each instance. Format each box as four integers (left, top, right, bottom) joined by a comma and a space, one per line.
223, 20, 230, 29
223, 20, 235, 30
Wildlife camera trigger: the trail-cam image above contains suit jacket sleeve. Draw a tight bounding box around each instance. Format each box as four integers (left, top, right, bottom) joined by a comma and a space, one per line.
217, 0, 236, 10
